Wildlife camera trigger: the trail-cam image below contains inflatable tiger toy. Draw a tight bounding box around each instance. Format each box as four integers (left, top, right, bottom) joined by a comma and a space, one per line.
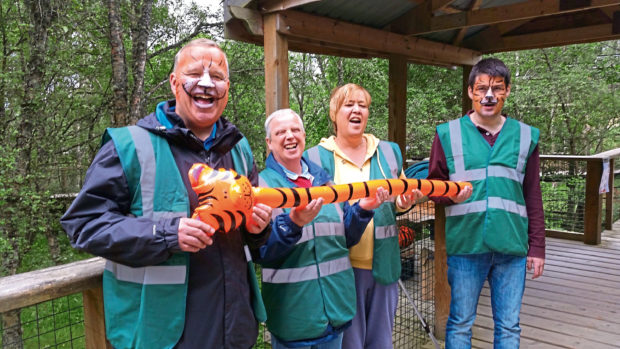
188, 163, 472, 234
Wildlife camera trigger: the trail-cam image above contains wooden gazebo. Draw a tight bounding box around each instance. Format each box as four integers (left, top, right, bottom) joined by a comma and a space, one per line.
223, 0, 620, 339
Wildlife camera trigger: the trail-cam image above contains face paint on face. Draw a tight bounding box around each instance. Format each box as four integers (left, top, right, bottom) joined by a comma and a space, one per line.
468, 74, 511, 119
170, 46, 230, 139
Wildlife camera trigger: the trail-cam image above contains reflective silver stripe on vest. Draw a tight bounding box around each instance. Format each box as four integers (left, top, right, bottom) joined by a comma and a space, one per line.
446, 197, 527, 218
244, 245, 252, 262
378, 141, 398, 178
306, 147, 321, 167
517, 121, 531, 174
105, 260, 186, 285
375, 224, 397, 239
488, 197, 527, 217
262, 256, 351, 284
449, 119, 465, 175
450, 166, 523, 183
129, 126, 156, 218
297, 222, 345, 245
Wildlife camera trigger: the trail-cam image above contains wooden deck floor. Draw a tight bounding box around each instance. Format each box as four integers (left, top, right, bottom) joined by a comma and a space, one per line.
472, 221, 620, 349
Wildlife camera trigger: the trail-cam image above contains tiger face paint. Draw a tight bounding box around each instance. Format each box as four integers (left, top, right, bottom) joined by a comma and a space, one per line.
468, 74, 511, 119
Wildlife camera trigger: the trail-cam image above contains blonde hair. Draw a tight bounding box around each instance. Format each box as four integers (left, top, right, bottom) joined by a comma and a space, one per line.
328, 83, 372, 133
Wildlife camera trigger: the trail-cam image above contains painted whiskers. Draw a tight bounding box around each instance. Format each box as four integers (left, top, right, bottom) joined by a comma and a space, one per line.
188, 163, 472, 234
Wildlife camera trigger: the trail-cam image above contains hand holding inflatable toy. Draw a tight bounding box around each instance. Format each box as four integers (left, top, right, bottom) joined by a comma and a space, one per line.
188, 163, 472, 233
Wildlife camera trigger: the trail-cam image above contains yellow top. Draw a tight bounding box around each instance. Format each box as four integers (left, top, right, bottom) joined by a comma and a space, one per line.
318, 134, 409, 270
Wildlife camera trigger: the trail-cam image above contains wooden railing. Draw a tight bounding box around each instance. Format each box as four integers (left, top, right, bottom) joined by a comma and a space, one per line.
433, 147, 620, 339
0, 258, 109, 348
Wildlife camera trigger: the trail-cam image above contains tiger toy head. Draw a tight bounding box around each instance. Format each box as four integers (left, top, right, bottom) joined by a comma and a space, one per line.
188, 163, 254, 233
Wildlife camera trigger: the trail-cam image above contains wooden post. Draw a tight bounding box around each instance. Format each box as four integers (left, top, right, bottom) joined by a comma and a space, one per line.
83, 286, 111, 349
264, 13, 289, 117
462, 65, 472, 115
388, 54, 408, 158
604, 158, 614, 230
584, 158, 603, 245
434, 205, 449, 340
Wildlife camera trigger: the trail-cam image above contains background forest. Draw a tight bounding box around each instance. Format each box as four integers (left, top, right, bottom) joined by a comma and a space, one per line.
0, 0, 618, 283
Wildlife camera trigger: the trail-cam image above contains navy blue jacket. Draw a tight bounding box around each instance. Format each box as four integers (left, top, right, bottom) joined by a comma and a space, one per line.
61, 100, 269, 348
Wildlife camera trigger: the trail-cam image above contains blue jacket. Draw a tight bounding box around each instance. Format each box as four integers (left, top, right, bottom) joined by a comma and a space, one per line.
61, 100, 269, 348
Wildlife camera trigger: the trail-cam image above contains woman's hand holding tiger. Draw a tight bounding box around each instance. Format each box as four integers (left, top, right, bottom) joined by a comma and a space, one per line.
246, 203, 273, 234
290, 198, 324, 227
177, 217, 215, 252
359, 187, 390, 211
397, 188, 424, 210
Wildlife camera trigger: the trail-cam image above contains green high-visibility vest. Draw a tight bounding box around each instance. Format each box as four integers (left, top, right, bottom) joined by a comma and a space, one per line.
102, 126, 265, 349
436, 116, 539, 256
258, 169, 355, 342
305, 141, 402, 284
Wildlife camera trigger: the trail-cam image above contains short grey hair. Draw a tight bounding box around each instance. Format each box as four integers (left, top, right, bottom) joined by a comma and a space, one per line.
173, 38, 229, 76
265, 109, 305, 139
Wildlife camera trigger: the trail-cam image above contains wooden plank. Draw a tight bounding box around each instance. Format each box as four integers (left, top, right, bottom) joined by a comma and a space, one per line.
527, 272, 620, 298
264, 13, 290, 116
259, 0, 321, 13
476, 304, 620, 347
547, 253, 620, 271
545, 229, 584, 241
474, 24, 620, 53
544, 259, 620, 279
83, 287, 112, 349
547, 238, 620, 253
546, 248, 620, 265
276, 10, 482, 66
479, 295, 620, 330
585, 158, 603, 244
539, 269, 620, 289
604, 158, 614, 230
388, 55, 408, 157
406, 0, 620, 35
523, 278, 620, 304
0, 257, 105, 313
543, 263, 620, 282
482, 284, 617, 310
433, 205, 449, 340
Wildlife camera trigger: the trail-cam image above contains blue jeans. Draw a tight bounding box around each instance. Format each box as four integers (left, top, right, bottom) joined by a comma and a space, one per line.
271, 333, 343, 349
446, 253, 526, 349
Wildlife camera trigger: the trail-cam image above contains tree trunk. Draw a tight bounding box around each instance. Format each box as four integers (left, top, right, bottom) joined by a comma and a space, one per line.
108, 0, 128, 127
128, 0, 153, 124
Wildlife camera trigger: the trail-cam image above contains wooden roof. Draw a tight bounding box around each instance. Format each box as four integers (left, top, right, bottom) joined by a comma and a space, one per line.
224, 0, 620, 67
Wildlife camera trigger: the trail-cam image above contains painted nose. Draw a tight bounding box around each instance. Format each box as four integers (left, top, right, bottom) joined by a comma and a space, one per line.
197, 72, 215, 88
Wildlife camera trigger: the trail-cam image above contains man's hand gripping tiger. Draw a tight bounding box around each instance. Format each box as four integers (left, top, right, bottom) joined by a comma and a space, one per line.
188, 163, 472, 234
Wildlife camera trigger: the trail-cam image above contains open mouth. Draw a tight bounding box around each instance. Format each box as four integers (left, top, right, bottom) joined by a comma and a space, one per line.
193, 93, 215, 108
284, 144, 297, 150
349, 117, 362, 124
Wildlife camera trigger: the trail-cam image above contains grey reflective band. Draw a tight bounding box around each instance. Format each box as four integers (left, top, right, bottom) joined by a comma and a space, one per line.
306, 147, 321, 167
129, 126, 156, 218
297, 222, 345, 245
449, 119, 465, 175
378, 141, 398, 178
517, 122, 531, 174
262, 256, 351, 284
152, 211, 187, 221
238, 145, 249, 175
105, 260, 186, 285
446, 200, 486, 216
271, 207, 284, 218
489, 197, 527, 217
259, 176, 268, 187
375, 224, 397, 239
446, 197, 527, 218
450, 166, 524, 184
244, 245, 252, 262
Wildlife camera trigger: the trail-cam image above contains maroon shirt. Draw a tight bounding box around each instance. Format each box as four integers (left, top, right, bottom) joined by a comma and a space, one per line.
427, 116, 545, 259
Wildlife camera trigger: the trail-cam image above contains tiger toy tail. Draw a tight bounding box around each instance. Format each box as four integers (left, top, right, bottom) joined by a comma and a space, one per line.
189, 163, 472, 234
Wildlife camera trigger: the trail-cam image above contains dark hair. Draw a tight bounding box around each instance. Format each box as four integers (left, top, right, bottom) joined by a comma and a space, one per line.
468, 58, 511, 87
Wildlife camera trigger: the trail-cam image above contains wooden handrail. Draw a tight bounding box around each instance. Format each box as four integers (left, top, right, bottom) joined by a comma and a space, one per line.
0, 257, 105, 313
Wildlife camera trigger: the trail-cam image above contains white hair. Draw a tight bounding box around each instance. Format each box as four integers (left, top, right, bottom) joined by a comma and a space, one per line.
265, 109, 305, 139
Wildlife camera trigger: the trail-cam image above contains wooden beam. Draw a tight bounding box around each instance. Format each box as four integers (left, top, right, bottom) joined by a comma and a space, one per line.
264, 13, 290, 116
452, 0, 482, 45
472, 23, 620, 53
229, 6, 263, 36
403, 0, 620, 35
584, 159, 603, 245
388, 55, 408, 157
432, 0, 455, 12
83, 287, 112, 349
259, 0, 321, 13
434, 205, 449, 340
277, 10, 481, 66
